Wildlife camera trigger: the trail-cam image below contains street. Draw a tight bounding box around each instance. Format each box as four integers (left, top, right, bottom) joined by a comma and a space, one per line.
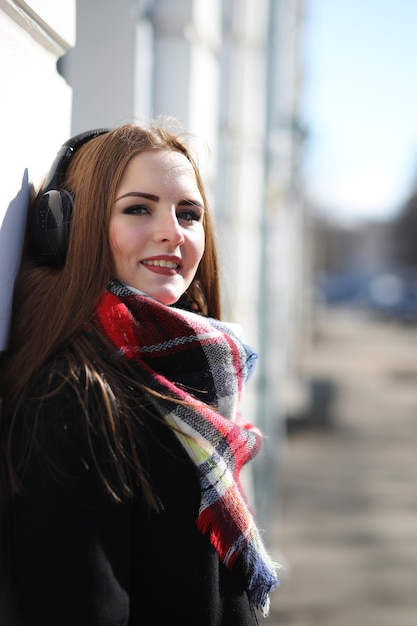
266, 308, 417, 626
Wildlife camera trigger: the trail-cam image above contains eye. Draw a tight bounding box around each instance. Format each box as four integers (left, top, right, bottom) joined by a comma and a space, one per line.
122, 204, 150, 215
177, 207, 204, 223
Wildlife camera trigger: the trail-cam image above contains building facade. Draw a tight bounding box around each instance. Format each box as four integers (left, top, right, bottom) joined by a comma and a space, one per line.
1, 0, 306, 523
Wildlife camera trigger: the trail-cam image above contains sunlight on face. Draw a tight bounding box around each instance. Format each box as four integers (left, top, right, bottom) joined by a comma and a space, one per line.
109, 150, 205, 305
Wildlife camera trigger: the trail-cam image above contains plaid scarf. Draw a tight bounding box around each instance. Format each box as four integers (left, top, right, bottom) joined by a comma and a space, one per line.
93, 280, 281, 616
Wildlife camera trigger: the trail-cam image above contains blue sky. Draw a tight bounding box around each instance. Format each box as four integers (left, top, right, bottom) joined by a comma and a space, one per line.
301, 0, 417, 223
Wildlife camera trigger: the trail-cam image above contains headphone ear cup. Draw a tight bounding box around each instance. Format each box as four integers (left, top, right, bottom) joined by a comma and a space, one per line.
30, 189, 74, 265
30, 128, 110, 265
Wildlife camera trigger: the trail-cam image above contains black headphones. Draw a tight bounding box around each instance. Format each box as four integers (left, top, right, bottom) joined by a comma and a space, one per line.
30, 128, 111, 265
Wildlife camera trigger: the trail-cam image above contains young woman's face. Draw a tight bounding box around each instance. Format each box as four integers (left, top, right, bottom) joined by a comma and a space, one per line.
109, 149, 205, 305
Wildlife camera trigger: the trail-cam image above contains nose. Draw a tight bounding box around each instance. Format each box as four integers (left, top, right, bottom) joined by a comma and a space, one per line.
153, 209, 185, 246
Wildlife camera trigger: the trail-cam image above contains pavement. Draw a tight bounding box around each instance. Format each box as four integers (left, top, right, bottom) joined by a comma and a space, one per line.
264, 308, 417, 626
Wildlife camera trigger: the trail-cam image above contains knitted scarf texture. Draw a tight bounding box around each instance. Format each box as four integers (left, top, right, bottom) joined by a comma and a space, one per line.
93, 280, 282, 615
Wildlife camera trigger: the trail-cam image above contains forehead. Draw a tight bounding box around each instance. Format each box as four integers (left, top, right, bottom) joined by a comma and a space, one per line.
120, 149, 199, 188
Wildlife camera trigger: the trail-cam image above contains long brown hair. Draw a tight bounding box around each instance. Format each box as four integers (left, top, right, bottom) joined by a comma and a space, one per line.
0, 121, 221, 505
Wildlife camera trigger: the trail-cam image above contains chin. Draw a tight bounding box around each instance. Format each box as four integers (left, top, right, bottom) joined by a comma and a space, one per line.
151, 291, 183, 306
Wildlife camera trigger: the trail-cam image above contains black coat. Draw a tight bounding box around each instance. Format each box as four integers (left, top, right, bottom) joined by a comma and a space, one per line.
8, 366, 259, 626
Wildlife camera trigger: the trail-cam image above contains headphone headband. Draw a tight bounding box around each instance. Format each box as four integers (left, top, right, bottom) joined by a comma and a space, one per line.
31, 128, 111, 265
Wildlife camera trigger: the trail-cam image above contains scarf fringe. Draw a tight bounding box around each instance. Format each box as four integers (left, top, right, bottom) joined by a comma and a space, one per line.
197, 504, 281, 617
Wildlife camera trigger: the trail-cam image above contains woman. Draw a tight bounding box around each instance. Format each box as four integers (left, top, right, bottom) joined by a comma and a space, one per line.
0, 122, 281, 625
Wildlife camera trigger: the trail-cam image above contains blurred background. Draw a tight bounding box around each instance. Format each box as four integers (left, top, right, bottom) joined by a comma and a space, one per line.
1, 1, 416, 624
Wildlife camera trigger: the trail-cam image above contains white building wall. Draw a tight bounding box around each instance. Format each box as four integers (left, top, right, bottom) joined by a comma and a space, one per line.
0, 1, 74, 190
215, 0, 269, 335
64, 0, 143, 132
263, 0, 306, 421
0, 0, 74, 350
248, 0, 305, 523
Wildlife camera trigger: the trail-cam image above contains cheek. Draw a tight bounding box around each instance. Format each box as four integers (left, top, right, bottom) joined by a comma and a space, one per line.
192, 227, 205, 265
109, 222, 135, 258
197, 240, 205, 265
108, 223, 132, 273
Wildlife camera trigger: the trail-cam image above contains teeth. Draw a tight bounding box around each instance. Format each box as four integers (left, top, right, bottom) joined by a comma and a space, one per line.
143, 259, 179, 268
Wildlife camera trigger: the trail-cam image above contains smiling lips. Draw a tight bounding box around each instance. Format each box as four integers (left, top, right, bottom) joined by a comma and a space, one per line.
142, 258, 181, 272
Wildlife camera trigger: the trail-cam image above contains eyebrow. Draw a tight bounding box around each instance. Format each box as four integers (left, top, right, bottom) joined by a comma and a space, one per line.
115, 191, 158, 202
115, 191, 205, 209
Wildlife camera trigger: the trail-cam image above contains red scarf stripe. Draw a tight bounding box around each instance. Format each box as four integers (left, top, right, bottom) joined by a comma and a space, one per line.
96, 293, 138, 357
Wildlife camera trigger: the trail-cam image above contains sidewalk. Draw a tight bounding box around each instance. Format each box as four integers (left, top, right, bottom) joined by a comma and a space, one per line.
266, 309, 417, 626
